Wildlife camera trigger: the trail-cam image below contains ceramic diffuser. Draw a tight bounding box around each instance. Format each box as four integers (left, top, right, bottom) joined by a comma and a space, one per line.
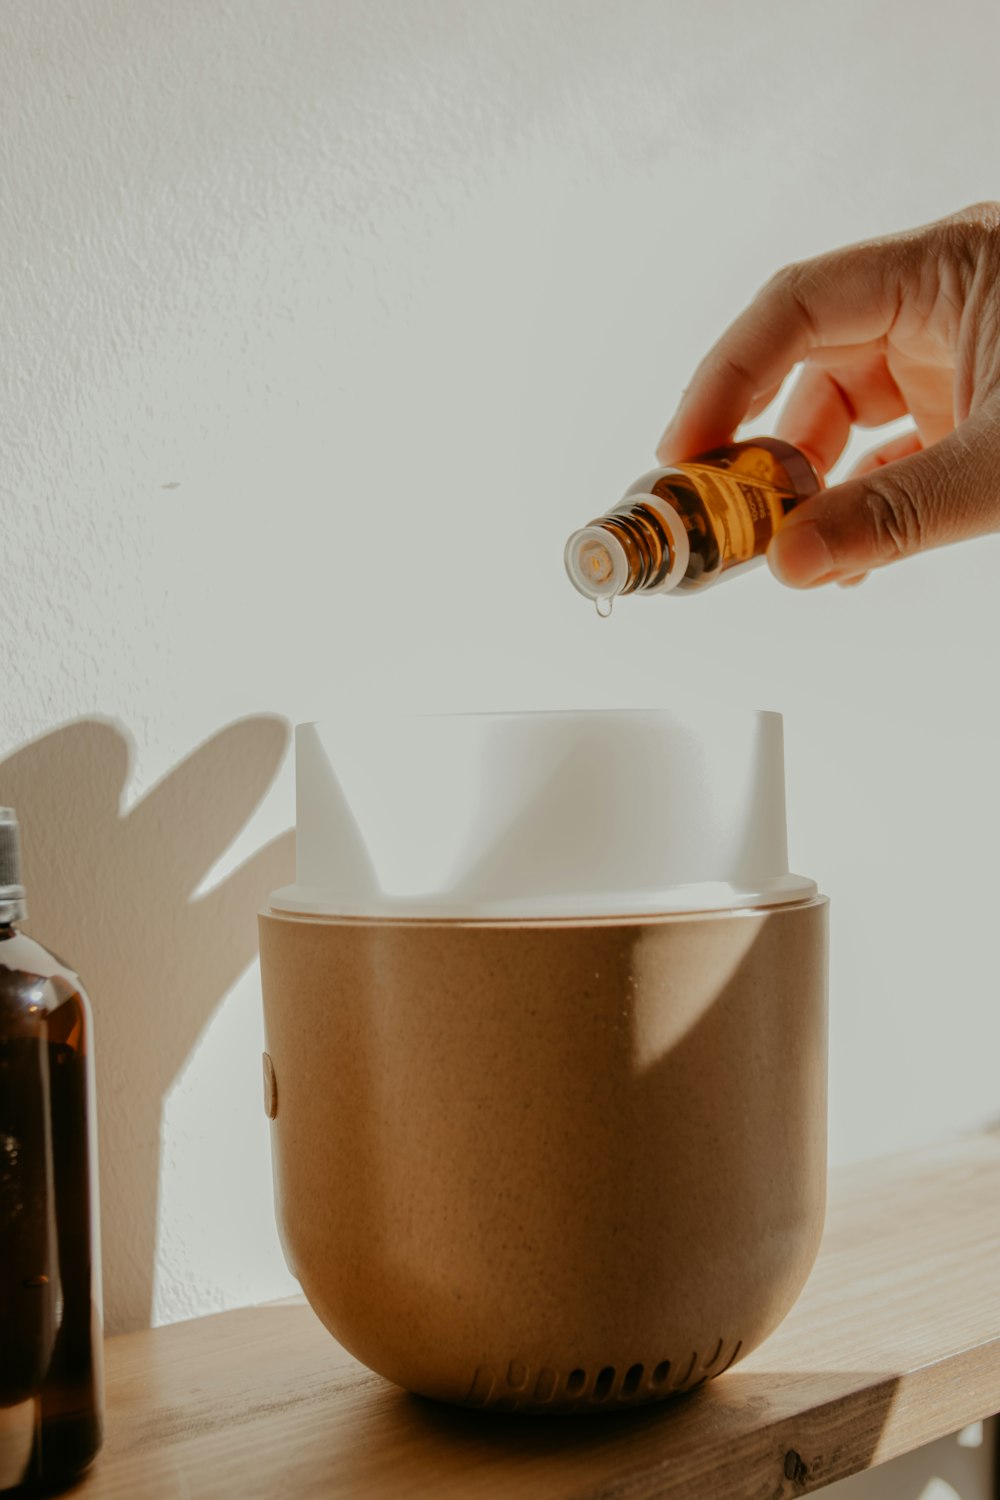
258, 709, 828, 1412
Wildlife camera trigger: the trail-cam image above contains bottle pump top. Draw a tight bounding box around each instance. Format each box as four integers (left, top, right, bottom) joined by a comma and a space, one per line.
0, 807, 26, 923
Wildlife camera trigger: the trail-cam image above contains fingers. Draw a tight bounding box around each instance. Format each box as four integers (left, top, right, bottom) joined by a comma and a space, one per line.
774, 353, 909, 475
881, 352, 955, 447
836, 431, 923, 587
657, 235, 915, 464
849, 429, 924, 477
767, 397, 1000, 587
743, 381, 784, 423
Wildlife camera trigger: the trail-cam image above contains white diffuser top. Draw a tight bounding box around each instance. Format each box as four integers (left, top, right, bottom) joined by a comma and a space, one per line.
269, 709, 816, 920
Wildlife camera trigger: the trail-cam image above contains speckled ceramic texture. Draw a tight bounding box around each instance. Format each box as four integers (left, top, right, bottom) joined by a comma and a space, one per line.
258, 898, 828, 1412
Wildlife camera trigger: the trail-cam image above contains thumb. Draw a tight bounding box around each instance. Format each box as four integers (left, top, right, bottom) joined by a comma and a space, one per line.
767, 400, 1000, 588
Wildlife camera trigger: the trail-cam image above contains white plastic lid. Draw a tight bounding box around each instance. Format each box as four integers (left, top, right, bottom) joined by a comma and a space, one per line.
269, 708, 816, 920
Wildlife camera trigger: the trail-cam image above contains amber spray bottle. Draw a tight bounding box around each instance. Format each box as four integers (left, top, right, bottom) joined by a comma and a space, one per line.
0, 809, 103, 1494
564, 438, 822, 613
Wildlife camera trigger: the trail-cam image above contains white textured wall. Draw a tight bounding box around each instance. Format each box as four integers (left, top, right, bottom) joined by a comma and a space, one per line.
1, 6, 998, 1466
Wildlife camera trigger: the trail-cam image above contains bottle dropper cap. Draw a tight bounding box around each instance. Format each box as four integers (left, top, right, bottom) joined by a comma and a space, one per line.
0, 808, 27, 922
565, 490, 691, 603
563, 527, 630, 601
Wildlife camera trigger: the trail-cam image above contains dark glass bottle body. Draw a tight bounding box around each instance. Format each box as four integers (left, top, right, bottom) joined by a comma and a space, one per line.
564, 437, 823, 605
0, 926, 103, 1493
631, 437, 821, 589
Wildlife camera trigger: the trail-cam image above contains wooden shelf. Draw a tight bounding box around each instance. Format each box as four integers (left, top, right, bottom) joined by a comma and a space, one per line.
79, 1130, 1000, 1499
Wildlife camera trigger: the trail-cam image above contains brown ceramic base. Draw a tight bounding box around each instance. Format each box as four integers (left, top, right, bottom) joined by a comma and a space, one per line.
259, 899, 828, 1412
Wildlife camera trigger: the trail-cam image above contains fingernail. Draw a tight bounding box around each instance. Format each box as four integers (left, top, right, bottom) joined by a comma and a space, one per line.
768, 521, 836, 588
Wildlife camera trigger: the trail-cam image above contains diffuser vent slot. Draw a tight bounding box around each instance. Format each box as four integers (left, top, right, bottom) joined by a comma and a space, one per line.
464, 1338, 743, 1412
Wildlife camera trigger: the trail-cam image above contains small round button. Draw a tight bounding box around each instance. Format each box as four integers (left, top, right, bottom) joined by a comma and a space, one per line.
262, 1052, 278, 1119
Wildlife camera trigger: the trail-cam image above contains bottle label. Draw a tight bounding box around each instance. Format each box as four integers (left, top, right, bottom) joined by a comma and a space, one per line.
677, 461, 792, 563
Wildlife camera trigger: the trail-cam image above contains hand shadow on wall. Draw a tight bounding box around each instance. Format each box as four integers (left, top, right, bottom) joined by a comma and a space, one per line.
0, 717, 294, 1335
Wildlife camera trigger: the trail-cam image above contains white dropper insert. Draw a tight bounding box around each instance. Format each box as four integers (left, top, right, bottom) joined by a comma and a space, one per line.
564, 527, 630, 601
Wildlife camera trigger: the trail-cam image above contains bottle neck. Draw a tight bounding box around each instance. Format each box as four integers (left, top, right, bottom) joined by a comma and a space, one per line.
599, 507, 674, 594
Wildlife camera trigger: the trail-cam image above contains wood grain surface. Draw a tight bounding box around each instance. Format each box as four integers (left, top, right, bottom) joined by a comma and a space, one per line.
73, 1130, 1000, 1499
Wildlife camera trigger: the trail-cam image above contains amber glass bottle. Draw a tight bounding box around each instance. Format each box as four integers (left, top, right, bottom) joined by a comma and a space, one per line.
0, 809, 102, 1494
564, 438, 821, 610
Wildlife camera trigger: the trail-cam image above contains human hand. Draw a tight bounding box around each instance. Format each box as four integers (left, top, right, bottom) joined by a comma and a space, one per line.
656, 203, 1000, 588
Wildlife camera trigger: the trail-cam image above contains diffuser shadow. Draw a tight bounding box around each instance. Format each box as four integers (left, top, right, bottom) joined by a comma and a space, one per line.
0, 717, 294, 1334
274, 1361, 902, 1498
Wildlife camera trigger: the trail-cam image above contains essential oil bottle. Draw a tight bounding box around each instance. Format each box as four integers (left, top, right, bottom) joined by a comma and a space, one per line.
0, 809, 103, 1494
564, 438, 822, 612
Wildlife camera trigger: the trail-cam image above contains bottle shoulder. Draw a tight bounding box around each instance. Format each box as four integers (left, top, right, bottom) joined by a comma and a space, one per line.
0, 927, 83, 987
0, 927, 91, 1044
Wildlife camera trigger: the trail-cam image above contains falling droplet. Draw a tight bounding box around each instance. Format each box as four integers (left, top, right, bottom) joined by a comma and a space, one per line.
595, 597, 613, 620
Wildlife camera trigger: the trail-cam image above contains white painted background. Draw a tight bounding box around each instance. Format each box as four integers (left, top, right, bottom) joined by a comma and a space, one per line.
2, 1, 998, 1491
